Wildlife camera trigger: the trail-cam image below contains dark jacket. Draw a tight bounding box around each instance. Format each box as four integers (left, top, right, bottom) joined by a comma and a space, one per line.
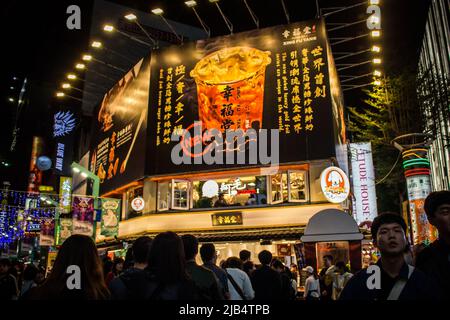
109, 267, 150, 300
415, 238, 450, 300
339, 260, 440, 300
250, 265, 282, 300
0, 274, 18, 300
185, 261, 223, 300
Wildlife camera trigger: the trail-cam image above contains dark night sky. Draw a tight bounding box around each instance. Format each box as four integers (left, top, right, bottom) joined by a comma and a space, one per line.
0, 0, 431, 190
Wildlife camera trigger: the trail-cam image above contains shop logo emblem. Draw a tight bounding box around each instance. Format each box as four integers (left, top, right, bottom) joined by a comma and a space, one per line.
320, 166, 350, 203
54, 111, 76, 137
131, 197, 145, 212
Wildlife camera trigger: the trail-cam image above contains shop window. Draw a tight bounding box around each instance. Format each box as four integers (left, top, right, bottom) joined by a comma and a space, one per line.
316, 241, 350, 271
171, 180, 190, 210
270, 173, 284, 204
309, 161, 332, 203
288, 170, 308, 202
192, 176, 267, 209
157, 181, 171, 212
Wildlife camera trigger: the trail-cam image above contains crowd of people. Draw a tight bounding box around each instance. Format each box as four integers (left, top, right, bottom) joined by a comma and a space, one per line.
0, 190, 449, 301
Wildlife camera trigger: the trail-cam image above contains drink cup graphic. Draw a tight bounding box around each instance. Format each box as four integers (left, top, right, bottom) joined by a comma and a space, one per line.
190, 47, 271, 132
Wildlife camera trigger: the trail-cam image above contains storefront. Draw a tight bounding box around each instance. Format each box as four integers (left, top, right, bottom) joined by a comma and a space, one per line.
89, 18, 355, 266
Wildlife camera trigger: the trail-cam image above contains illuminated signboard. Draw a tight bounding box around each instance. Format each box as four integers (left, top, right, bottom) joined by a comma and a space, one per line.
90, 57, 150, 194
147, 18, 346, 175
211, 212, 243, 226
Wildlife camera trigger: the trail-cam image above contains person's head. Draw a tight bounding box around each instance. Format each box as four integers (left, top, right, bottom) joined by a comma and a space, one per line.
181, 234, 199, 261
112, 257, 124, 274
323, 255, 333, 267
425, 191, 450, 238
200, 243, 217, 264
304, 266, 315, 276
39, 235, 109, 299
132, 236, 152, 267
243, 261, 255, 274
371, 212, 408, 257
335, 261, 347, 274
23, 264, 39, 281
239, 250, 251, 262
271, 259, 285, 273
0, 258, 11, 274
290, 264, 298, 271
258, 250, 273, 265
226, 257, 243, 269
148, 231, 188, 284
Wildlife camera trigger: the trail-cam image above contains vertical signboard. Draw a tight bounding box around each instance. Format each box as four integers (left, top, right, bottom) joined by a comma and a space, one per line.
350, 142, 378, 225
27, 136, 44, 192
89, 57, 150, 194
100, 198, 121, 237
72, 196, 95, 237
53, 109, 77, 176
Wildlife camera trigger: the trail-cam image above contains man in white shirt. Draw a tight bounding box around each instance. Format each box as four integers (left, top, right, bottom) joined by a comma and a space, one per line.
225, 257, 254, 300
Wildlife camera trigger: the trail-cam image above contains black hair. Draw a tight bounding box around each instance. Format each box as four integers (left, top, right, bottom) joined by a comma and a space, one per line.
199, 243, 215, 263
148, 231, 189, 284
0, 258, 11, 267
226, 257, 243, 269
243, 261, 254, 274
424, 191, 450, 218
181, 234, 199, 261
371, 212, 407, 240
258, 250, 273, 265
132, 236, 152, 264
23, 264, 39, 281
323, 255, 333, 261
239, 250, 251, 261
271, 259, 284, 270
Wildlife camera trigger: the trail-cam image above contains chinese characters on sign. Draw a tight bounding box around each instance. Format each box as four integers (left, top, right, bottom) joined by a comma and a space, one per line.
156, 64, 187, 146
274, 24, 327, 135
211, 212, 243, 226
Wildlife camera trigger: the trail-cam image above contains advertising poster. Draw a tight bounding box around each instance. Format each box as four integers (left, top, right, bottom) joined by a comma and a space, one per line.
90, 57, 151, 194
57, 218, 73, 245
39, 219, 55, 246
406, 175, 437, 245
350, 142, 378, 225
147, 18, 346, 175
100, 198, 121, 237
72, 196, 95, 237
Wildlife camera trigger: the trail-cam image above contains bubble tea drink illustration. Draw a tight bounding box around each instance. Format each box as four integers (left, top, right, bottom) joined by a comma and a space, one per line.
190, 47, 271, 132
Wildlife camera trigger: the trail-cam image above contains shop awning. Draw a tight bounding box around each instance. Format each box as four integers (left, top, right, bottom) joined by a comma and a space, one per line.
97, 226, 305, 248
301, 209, 364, 242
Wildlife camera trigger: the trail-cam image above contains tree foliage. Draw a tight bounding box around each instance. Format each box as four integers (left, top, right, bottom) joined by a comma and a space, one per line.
348, 72, 423, 212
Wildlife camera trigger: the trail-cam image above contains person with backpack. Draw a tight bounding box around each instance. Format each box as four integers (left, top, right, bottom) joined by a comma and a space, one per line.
181, 235, 223, 300
303, 266, 320, 300
109, 236, 152, 299
271, 259, 297, 300
224, 257, 254, 300
339, 213, 440, 300
251, 250, 282, 300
